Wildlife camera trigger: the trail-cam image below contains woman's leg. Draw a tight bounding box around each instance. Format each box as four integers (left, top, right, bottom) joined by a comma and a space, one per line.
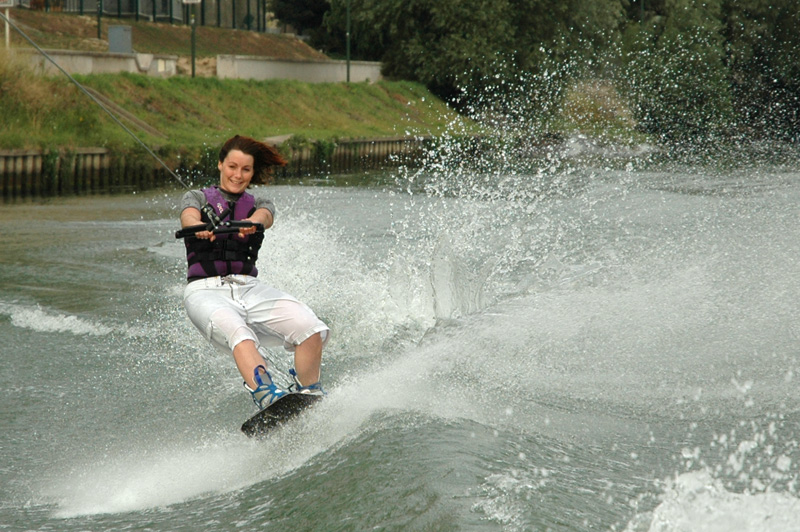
233, 339, 267, 389
185, 284, 265, 388
242, 282, 329, 387
293, 332, 323, 386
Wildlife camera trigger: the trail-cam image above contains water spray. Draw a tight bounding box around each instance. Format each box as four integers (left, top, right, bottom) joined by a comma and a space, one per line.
0, 10, 191, 190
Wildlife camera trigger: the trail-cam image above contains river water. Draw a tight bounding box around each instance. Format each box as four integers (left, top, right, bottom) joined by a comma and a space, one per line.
2, 143, 800, 531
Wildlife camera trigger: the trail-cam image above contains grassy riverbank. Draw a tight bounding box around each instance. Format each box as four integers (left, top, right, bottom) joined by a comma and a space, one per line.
2, 62, 465, 149
1, 49, 467, 153
1, 9, 471, 154
1, 9, 642, 158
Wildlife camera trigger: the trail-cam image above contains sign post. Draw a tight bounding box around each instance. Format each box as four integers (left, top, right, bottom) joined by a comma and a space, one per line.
1, 0, 14, 49
182, 0, 200, 77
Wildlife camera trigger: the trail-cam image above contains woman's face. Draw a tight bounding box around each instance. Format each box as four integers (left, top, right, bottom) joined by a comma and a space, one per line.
218, 149, 255, 194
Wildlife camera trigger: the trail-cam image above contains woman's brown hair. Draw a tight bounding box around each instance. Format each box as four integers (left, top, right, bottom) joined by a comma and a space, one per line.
219, 135, 288, 184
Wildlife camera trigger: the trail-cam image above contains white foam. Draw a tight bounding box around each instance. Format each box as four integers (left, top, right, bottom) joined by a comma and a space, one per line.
473, 467, 551, 529
265, 209, 434, 355
45, 390, 377, 517
47, 439, 263, 517
43, 345, 448, 518
0, 302, 112, 336
625, 470, 800, 532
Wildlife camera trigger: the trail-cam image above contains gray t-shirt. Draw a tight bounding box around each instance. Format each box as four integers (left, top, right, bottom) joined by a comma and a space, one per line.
181, 188, 276, 219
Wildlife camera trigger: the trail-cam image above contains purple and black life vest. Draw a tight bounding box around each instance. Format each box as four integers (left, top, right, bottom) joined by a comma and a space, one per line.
184, 186, 264, 281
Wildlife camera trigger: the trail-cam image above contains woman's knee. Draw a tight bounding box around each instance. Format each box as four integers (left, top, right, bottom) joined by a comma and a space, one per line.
208, 308, 256, 349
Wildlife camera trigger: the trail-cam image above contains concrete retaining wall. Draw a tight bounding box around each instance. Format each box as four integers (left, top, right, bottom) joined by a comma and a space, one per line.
217, 55, 382, 83
15, 49, 381, 83
18, 49, 178, 77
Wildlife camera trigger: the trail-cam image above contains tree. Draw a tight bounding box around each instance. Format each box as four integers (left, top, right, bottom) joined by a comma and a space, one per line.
315, 0, 799, 142
619, 0, 733, 141
500, 0, 626, 125
509, 0, 625, 71
270, 0, 331, 36
322, 0, 628, 112
322, 0, 516, 104
721, 0, 800, 139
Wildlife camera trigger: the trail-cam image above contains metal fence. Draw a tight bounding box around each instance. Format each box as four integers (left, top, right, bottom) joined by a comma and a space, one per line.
17, 0, 276, 31
0, 148, 166, 200
0, 137, 440, 201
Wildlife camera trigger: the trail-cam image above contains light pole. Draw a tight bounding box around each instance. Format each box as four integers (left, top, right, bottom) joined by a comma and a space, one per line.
1, 0, 13, 49
346, 0, 350, 83
183, 0, 200, 77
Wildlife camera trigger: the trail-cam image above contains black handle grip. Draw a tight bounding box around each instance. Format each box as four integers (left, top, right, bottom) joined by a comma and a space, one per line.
175, 221, 264, 239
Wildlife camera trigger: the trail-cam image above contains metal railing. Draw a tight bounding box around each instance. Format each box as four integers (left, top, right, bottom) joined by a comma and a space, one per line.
16, 0, 273, 31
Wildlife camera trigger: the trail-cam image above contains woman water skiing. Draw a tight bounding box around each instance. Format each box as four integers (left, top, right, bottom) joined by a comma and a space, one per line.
180, 135, 329, 409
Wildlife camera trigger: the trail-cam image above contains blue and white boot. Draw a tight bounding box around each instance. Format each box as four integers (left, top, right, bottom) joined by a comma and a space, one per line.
289, 368, 326, 396
244, 365, 288, 409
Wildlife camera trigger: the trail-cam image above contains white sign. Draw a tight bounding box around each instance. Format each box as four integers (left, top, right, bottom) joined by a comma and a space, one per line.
0, 0, 15, 9
181, 0, 201, 4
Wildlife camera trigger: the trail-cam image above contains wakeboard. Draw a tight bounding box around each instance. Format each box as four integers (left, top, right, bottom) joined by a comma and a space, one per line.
241, 393, 322, 437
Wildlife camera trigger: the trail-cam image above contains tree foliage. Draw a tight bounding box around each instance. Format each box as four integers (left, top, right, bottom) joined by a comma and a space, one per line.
619, 0, 733, 140
721, 0, 800, 139
279, 0, 800, 141
321, 0, 517, 103
270, 0, 330, 35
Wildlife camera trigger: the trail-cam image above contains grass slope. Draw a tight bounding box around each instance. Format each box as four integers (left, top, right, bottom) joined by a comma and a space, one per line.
1, 10, 469, 151
0, 57, 465, 150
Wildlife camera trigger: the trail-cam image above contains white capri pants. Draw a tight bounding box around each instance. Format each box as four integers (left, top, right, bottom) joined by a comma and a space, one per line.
183, 274, 329, 356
